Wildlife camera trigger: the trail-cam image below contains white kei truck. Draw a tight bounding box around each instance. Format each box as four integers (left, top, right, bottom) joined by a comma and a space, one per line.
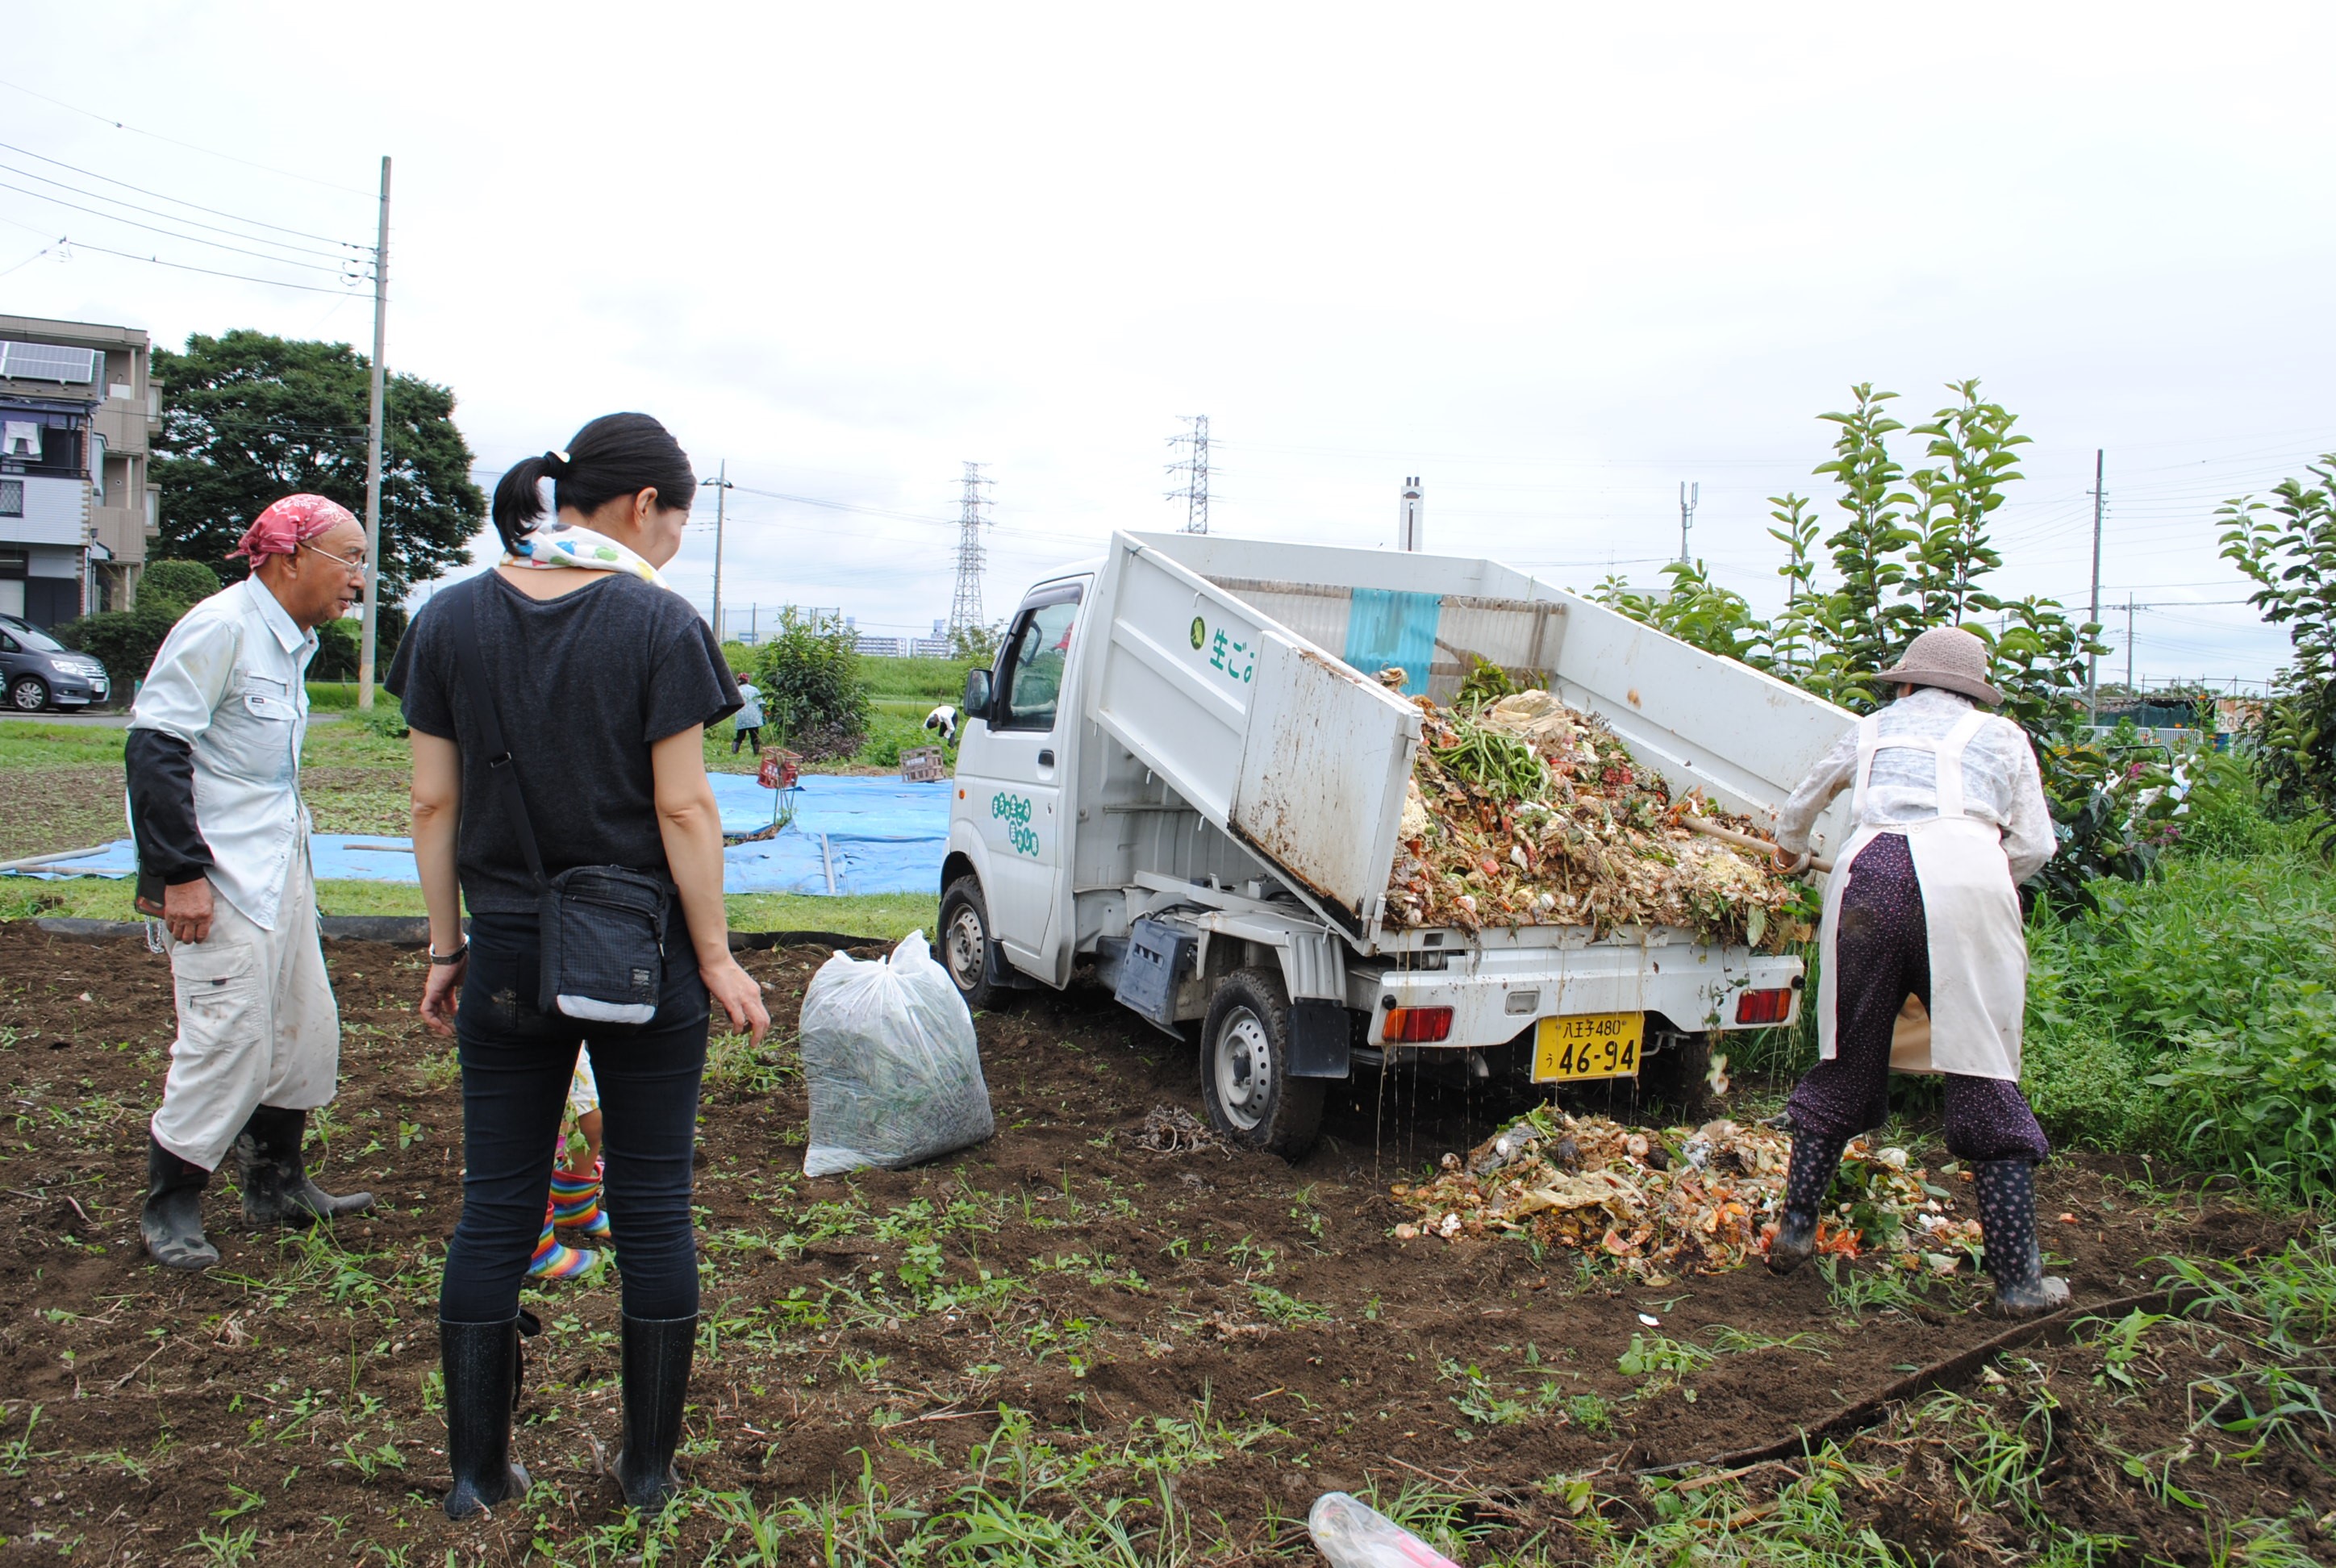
940, 532, 1855, 1158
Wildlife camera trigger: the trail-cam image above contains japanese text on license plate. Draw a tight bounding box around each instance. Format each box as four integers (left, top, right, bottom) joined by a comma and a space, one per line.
1532, 1012, 1644, 1082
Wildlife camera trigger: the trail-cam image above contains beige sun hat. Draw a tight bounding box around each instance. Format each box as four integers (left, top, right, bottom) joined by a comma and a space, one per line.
1879, 625, 2004, 706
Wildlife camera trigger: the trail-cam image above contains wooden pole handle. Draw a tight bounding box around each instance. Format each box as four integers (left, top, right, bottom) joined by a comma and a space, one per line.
1680, 815, 1834, 875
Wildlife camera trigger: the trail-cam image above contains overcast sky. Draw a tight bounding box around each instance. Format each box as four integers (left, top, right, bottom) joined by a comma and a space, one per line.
3, 2, 2330, 689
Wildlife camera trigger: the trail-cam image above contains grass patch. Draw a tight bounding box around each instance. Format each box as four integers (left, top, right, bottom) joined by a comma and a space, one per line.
0, 721, 127, 770
2, 878, 936, 938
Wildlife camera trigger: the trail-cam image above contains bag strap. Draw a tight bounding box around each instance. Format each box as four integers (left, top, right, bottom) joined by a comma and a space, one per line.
448, 576, 550, 892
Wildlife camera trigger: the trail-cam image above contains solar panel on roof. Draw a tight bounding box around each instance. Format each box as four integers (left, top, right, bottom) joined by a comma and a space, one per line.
0, 341, 98, 383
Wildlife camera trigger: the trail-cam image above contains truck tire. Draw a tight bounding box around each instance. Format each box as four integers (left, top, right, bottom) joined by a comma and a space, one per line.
1199, 966, 1324, 1161
937, 876, 997, 1011
1636, 1031, 1714, 1119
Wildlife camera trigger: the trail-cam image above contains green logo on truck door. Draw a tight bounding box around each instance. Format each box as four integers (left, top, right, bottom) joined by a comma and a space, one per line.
1187, 615, 1255, 685
991, 791, 1040, 857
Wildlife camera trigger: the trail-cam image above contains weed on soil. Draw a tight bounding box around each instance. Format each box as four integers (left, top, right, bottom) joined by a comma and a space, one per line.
0, 924, 2330, 1563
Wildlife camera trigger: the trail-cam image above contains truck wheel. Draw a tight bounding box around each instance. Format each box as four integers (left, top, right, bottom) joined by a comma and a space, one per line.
1637, 1031, 1714, 1119
1200, 966, 1324, 1161
937, 876, 996, 1011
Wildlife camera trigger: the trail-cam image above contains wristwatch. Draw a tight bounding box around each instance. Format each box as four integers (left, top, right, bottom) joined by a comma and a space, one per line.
429, 944, 469, 965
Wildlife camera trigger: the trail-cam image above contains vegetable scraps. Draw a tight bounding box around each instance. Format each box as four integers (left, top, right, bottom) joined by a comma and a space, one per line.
1385, 688, 1816, 949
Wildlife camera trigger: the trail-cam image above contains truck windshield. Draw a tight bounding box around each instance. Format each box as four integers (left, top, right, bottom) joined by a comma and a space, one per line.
995, 594, 1079, 731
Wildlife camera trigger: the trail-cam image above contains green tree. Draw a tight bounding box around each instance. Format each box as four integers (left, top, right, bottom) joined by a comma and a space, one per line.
137, 558, 222, 613
949, 619, 1005, 664
750, 608, 872, 760
152, 330, 484, 601
2218, 453, 2336, 836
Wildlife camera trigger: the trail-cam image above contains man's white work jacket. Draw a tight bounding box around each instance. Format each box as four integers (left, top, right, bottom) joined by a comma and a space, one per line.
128, 578, 319, 931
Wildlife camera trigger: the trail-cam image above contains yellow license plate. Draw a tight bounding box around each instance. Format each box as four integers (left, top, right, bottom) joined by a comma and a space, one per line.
1532, 1012, 1644, 1082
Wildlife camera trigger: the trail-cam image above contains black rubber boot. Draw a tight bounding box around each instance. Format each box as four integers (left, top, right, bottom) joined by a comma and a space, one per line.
235, 1105, 374, 1228
610, 1314, 697, 1511
1973, 1159, 2071, 1318
1767, 1128, 1848, 1276
440, 1317, 530, 1520
141, 1136, 220, 1272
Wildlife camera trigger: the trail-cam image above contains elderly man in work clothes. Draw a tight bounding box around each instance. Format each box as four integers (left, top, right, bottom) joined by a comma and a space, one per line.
1767, 625, 2067, 1317
127, 494, 377, 1271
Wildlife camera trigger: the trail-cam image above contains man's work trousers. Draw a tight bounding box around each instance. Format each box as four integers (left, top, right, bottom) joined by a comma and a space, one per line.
150, 853, 340, 1172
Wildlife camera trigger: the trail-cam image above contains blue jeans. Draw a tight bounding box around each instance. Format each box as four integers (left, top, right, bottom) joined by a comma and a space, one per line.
438, 911, 708, 1324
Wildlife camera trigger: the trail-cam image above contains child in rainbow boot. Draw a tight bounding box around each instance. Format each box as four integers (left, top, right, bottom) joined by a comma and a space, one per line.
531, 1057, 611, 1279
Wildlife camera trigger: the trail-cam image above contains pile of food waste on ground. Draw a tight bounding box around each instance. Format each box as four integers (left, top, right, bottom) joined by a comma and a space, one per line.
1389, 1107, 1983, 1284
1385, 686, 1813, 948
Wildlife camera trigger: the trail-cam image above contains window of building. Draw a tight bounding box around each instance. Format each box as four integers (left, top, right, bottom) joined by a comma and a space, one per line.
0, 479, 21, 518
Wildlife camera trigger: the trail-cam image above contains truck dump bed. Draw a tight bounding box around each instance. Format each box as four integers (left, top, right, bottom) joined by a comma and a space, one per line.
1085, 531, 1853, 947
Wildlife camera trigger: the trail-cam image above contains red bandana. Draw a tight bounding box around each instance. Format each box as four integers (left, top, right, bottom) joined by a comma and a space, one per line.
228, 493, 357, 561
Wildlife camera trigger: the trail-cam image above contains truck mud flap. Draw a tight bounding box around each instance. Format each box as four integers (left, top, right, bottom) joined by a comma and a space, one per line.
1288, 1000, 1352, 1078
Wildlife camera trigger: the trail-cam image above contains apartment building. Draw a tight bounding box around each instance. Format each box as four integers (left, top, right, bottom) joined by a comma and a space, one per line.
0, 313, 161, 627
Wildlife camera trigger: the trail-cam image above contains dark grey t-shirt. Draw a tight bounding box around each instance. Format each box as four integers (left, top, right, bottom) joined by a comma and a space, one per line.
386, 570, 740, 915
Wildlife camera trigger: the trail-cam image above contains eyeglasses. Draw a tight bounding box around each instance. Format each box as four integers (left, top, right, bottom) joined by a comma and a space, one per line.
302, 540, 369, 573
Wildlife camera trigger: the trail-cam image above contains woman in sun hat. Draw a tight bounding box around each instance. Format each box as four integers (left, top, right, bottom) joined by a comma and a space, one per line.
1765, 624, 2067, 1318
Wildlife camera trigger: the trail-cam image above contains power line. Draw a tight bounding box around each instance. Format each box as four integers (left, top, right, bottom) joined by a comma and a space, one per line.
1166, 415, 1211, 533
0, 177, 360, 273
0, 77, 376, 198
56, 234, 369, 296
0, 138, 367, 248
949, 461, 992, 640
0, 155, 361, 260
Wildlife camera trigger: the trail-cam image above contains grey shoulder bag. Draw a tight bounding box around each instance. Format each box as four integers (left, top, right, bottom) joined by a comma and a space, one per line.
449, 578, 670, 1024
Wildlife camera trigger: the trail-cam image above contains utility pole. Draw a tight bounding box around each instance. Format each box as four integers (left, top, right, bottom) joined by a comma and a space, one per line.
948, 461, 991, 643
2087, 448, 2104, 722
357, 155, 390, 710
1677, 481, 1699, 566
699, 459, 733, 641
1166, 415, 1210, 533
2125, 593, 2137, 694
1399, 476, 1424, 551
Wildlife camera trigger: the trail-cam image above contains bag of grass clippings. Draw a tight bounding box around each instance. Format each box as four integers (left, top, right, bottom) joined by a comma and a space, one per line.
799, 932, 994, 1177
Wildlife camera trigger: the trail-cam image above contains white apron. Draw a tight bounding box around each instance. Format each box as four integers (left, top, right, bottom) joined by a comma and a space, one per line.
1813, 709, 2028, 1080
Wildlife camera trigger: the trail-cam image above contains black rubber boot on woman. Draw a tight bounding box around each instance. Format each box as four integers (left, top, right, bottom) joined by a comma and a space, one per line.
1767, 1128, 1847, 1275
1972, 1159, 2071, 1318
610, 1314, 697, 1510
441, 1318, 530, 1520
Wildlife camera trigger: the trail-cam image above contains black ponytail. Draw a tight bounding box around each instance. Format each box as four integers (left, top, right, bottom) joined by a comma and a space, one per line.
489, 412, 697, 555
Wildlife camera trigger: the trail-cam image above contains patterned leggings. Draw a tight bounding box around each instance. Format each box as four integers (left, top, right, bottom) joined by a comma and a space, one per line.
1784, 832, 2050, 1163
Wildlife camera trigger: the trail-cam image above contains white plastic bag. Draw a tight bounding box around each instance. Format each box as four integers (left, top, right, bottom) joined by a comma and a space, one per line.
1307, 1493, 1460, 1568
799, 932, 994, 1177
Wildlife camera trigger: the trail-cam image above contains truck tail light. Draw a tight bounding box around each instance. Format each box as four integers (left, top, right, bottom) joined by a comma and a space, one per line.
1383, 1006, 1454, 1043
1736, 988, 1795, 1025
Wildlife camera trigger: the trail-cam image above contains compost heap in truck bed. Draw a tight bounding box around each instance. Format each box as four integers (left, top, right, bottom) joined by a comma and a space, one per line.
1384, 687, 1812, 949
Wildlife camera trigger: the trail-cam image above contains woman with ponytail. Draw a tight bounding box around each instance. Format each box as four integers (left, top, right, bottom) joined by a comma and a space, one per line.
387, 413, 770, 1516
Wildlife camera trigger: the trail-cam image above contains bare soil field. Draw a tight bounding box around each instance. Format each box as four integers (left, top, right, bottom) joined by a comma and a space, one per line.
0, 923, 2328, 1565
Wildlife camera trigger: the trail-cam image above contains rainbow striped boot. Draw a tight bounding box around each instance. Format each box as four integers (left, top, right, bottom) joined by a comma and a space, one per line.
528, 1199, 602, 1281
549, 1164, 612, 1242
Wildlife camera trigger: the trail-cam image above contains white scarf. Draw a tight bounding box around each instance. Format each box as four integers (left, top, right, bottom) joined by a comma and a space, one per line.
503, 522, 677, 590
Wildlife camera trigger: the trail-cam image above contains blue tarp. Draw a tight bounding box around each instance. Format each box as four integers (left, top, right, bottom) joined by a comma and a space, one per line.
6, 774, 955, 897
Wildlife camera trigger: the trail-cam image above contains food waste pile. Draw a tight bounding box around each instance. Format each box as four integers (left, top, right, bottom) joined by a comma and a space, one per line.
1391, 1108, 1983, 1285
1385, 687, 1812, 949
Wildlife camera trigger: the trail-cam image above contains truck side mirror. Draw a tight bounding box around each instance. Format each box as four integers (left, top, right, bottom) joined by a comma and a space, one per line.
963, 667, 993, 724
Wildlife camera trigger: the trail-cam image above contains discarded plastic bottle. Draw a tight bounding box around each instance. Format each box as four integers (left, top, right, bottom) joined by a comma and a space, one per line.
1307, 1492, 1462, 1568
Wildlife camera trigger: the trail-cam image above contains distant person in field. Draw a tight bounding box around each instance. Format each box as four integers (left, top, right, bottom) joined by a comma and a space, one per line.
388, 413, 770, 1519
124, 494, 377, 1273
924, 703, 957, 744
730, 675, 764, 754
1768, 625, 2064, 1317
